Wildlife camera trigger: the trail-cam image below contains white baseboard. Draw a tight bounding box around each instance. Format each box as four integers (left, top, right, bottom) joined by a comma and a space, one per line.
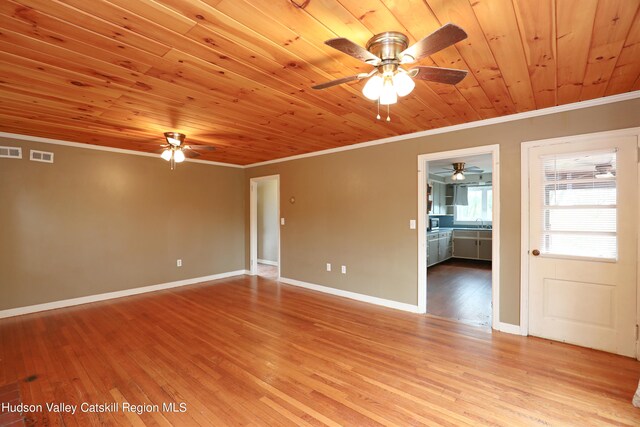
278, 277, 421, 313
0, 270, 249, 319
257, 259, 278, 266
495, 322, 524, 335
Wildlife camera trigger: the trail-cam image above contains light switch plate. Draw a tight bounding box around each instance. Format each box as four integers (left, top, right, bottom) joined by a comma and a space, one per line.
326, 263, 331, 272
409, 219, 416, 229
341, 265, 346, 274
280, 218, 285, 225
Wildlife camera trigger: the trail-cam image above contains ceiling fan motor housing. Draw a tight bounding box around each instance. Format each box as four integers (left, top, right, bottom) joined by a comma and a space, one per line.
366, 32, 409, 70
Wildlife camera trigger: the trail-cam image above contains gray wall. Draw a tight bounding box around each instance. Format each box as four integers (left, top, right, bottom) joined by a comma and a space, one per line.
257, 179, 279, 263
245, 99, 640, 325
0, 137, 245, 310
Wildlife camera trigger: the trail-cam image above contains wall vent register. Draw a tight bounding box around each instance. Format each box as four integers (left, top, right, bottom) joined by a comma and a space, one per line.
30, 150, 54, 163
540, 149, 617, 260
0, 146, 22, 159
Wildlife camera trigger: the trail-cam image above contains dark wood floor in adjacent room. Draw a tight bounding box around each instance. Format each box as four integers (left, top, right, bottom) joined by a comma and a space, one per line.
427, 259, 492, 326
1, 274, 640, 426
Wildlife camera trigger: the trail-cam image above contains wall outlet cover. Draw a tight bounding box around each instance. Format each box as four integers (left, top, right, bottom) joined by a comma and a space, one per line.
326, 263, 331, 272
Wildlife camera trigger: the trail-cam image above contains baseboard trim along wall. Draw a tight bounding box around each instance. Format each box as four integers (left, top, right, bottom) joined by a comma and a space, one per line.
0, 270, 250, 319
495, 322, 524, 335
257, 259, 278, 266
279, 277, 422, 313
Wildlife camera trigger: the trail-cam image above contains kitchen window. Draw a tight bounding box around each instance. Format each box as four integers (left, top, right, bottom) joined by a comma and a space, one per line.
454, 186, 492, 224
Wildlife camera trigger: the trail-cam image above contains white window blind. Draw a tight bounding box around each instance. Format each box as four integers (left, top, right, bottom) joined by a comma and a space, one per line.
540, 150, 617, 260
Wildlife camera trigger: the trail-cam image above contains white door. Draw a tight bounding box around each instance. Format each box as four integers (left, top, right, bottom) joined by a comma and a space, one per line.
528, 134, 638, 357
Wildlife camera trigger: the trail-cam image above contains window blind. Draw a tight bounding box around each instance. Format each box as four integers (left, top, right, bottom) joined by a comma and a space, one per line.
540, 149, 617, 260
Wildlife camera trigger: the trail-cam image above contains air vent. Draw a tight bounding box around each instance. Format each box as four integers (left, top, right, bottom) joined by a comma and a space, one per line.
30, 150, 54, 163
0, 146, 22, 159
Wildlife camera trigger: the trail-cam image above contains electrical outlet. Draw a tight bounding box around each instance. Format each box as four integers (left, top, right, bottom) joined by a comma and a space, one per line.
341, 265, 346, 274
177, 259, 182, 267
409, 219, 416, 229
326, 263, 331, 272
280, 218, 285, 225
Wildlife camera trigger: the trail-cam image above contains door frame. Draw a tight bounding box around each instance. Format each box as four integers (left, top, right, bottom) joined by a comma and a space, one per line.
417, 144, 501, 329
520, 127, 640, 352
249, 174, 281, 278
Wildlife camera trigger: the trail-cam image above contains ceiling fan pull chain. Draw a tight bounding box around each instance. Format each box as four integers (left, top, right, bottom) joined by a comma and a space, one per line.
386, 104, 391, 122
376, 98, 381, 120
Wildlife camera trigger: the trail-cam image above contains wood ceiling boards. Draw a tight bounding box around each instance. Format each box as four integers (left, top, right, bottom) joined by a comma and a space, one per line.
0, 0, 639, 165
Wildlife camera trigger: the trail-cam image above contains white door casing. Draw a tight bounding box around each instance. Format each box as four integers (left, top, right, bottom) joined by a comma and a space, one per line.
526, 133, 638, 357
249, 175, 281, 278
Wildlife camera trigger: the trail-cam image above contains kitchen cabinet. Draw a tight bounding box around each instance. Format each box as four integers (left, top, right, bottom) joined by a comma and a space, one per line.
428, 181, 447, 215
453, 229, 492, 260
427, 230, 453, 267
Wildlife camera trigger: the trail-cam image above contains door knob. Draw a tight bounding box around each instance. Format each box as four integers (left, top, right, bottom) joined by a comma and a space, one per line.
532, 249, 540, 256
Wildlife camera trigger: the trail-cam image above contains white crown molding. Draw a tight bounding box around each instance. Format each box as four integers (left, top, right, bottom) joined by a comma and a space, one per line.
0, 132, 244, 169
246, 91, 640, 168
0, 270, 249, 319
279, 276, 421, 313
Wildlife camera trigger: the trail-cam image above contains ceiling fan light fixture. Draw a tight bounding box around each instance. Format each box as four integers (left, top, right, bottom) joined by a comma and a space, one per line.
379, 76, 398, 105
393, 69, 415, 97
452, 171, 465, 181
362, 74, 383, 100
161, 149, 172, 161
173, 149, 186, 163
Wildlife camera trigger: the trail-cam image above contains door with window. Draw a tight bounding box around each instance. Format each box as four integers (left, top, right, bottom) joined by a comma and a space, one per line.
527, 134, 638, 357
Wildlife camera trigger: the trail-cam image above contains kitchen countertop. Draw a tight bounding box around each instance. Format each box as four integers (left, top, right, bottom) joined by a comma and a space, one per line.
427, 227, 492, 235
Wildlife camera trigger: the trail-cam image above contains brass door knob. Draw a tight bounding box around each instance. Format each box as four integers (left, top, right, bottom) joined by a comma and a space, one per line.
532, 249, 540, 256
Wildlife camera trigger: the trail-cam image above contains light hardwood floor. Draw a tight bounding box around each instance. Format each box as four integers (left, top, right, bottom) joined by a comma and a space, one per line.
1, 274, 640, 426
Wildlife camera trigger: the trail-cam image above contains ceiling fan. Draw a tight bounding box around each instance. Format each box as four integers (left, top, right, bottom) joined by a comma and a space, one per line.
156, 132, 215, 170
440, 162, 484, 181
312, 23, 469, 120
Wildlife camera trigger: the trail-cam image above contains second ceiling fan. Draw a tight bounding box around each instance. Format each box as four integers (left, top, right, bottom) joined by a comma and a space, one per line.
312, 23, 469, 120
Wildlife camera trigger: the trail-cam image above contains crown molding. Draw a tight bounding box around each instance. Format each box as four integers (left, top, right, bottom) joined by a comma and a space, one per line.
0, 132, 244, 169
246, 90, 640, 168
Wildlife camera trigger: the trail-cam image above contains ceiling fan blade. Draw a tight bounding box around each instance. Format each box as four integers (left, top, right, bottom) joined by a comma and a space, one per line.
465, 166, 484, 172
184, 150, 201, 159
325, 38, 381, 65
312, 74, 366, 90
408, 66, 468, 85
185, 144, 216, 152
400, 23, 468, 63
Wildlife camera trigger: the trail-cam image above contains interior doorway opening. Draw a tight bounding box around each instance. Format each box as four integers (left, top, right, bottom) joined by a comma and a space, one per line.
250, 175, 280, 279
418, 145, 500, 329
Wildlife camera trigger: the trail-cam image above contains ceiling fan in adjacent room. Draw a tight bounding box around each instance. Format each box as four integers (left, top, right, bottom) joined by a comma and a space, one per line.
156, 132, 215, 170
439, 162, 484, 181
312, 23, 469, 121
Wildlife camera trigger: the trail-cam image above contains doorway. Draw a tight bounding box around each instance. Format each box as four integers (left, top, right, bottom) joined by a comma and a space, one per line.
418, 145, 500, 329
521, 129, 639, 357
250, 175, 280, 279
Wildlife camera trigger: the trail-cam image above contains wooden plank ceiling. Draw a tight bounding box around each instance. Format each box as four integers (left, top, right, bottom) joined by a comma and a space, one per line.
0, 0, 639, 165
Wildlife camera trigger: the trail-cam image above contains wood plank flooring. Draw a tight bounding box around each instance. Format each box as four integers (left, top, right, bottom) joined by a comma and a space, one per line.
1, 274, 640, 426
427, 259, 492, 326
